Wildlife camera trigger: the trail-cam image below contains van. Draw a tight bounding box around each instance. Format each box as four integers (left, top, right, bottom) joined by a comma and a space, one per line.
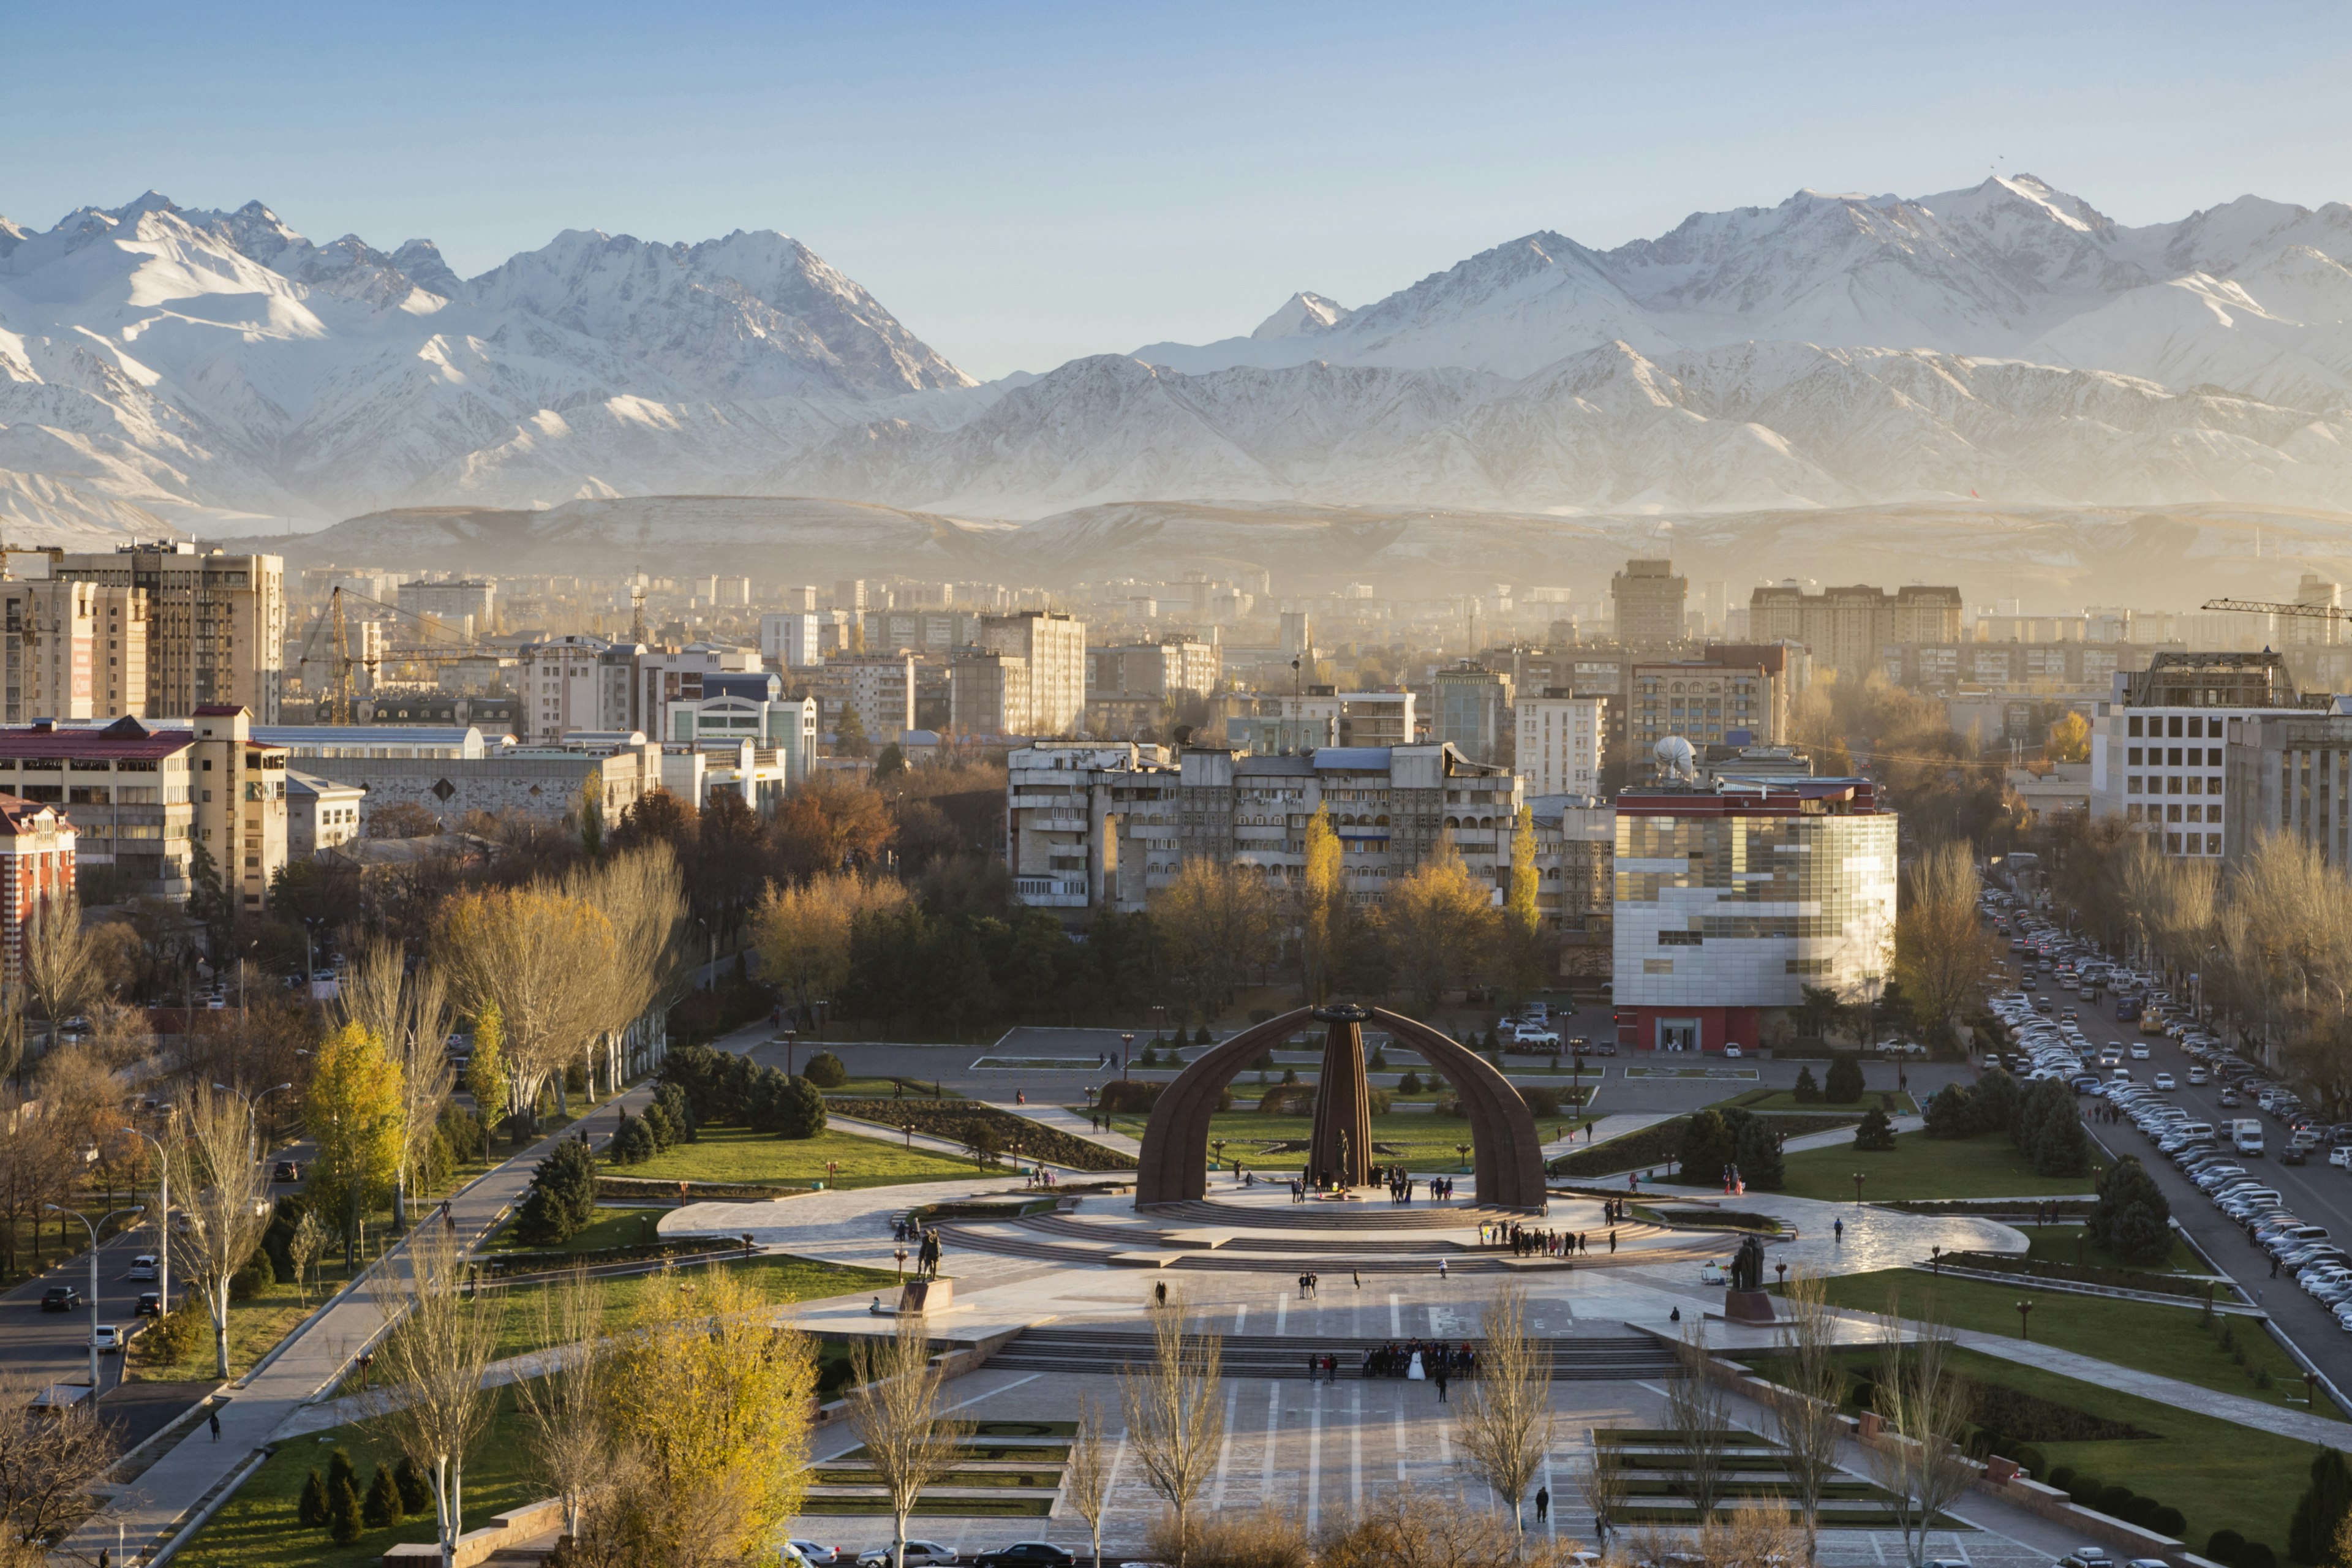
2233, 1119, 2267, 1156
2177, 1122, 2214, 1143
2141, 1008, 2166, 1036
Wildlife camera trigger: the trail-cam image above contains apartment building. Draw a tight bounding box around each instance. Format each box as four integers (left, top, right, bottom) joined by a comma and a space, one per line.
0, 796, 75, 988
639, 644, 761, 747
949, 652, 1031, 739
2222, 707, 2352, 869
514, 636, 640, 743
1516, 691, 1605, 797
828, 653, 918, 736
1613, 777, 1896, 1054
759, 612, 822, 668
1611, 560, 1689, 646
0, 579, 148, 722
286, 771, 365, 860
397, 576, 497, 635
977, 611, 1086, 734
863, 608, 979, 655
1089, 638, 1221, 701
2091, 650, 2326, 859
52, 543, 285, 721
1748, 582, 1963, 671
1005, 741, 1520, 915
1626, 655, 1790, 760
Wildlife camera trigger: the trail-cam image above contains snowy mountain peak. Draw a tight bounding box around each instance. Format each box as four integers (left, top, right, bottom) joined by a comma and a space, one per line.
1252, 292, 1352, 339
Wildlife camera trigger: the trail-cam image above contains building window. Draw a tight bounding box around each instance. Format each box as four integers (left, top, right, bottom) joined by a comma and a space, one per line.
2207, 833, 2222, 854
2128, 717, 2144, 737
2127, 776, 2141, 794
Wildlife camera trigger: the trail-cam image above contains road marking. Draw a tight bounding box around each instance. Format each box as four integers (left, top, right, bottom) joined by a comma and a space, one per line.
1210, 1381, 1240, 1510
1261, 1378, 1282, 1509
1389, 1291, 1401, 1335
1276, 1293, 1287, 1336
1306, 1375, 1324, 1535
1350, 1381, 1363, 1514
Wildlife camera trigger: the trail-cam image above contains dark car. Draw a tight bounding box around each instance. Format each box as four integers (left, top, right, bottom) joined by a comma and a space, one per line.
135, 1291, 163, 1317
272, 1161, 301, 1183
970, 1545, 1076, 1568
40, 1285, 81, 1312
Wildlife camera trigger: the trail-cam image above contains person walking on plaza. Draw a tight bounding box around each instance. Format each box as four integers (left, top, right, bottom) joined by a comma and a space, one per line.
1536, 1486, 1550, 1525
1434, 1363, 1449, 1402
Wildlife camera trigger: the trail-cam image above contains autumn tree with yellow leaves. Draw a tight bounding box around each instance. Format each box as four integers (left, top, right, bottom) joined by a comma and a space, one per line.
303, 1020, 407, 1269
434, 886, 615, 1136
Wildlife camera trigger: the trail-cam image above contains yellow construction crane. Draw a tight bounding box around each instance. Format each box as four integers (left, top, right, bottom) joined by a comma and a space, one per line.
295, 586, 484, 723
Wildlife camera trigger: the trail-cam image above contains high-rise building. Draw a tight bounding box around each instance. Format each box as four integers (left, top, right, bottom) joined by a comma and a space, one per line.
760, 613, 824, 668
1610, 560, 1688, 647
2290, 573, 2343, 646
1433, 663, 1513, 765
780, 585, 820, 612
1280, 610, 1313, 660
1516, 690, 1606, 797
0, 579, 148, 722
515, 636, 641, 744
398, 576, 497, 636
949, 651, 1031, 737
835, 579, 868, 613
977, 611, 1085, 735
52, 544, 285, 721
1627, 650, 1798, 757
1613, 777, 1896, 1053
0, 796, 75, 987
2092, 650, 2324, 859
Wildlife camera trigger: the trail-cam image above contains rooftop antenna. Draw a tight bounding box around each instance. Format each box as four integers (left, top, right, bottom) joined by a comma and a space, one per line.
629, 572, 648, 646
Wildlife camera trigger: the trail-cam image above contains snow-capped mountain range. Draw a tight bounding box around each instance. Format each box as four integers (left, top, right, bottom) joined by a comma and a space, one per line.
13, 175, 2352, 542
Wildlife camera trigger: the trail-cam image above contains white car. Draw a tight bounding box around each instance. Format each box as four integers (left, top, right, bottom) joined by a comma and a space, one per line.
2130, 1044, 2151, 1060
1501, 1020, 1561, 1049
2154, 1072, 2177, 1090
126, 1254, 158, 1282
856, 1545, 956, 1568
2188, 1067, 2210, 1085
791, 1544, 850, 1567
91, 1325, 123, 1354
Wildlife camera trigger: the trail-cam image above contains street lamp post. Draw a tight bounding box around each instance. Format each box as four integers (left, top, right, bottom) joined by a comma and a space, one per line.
2015, 1299, 2036, 1340
1851, 1171, 1866, 1205
812, 1000, 830, 1041
1120, 1032, 1134, 1083
782, 1029, 798, 1080
1211, 1139, 1226, 1177
1455, 1142, 1471, 1176
47, 1204, 143, 1390
123, 1123, 173, 1320
214, 1081, 296, 1168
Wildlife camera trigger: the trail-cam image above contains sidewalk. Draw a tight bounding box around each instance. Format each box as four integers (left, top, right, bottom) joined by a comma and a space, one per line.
1780, 1112, 1925, 1153
1952, 1326, 2352, 1446
1547, 1110, 1675, 1161
70, 1014, 778, 1564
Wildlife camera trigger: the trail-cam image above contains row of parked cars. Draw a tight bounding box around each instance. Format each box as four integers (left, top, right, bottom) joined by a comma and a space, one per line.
787, 1544, 1084, 1567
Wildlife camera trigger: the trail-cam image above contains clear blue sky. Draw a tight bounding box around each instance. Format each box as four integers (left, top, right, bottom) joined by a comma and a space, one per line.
7, 1, 2350, 379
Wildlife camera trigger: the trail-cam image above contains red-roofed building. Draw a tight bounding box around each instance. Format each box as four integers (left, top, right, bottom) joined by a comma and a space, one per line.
0, 795, 76, 987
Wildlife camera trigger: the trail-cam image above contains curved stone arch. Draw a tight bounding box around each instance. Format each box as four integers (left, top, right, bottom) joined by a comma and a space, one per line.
1133, 1004, 1549, 1212
1370, 1008, 1548, 1210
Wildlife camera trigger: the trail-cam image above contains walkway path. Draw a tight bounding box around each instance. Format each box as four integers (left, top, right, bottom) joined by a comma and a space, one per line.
1780, 1112, 1925, 1153
1547, 1110, 1674, 1161
987, 1099, 1143, 1158
1951, 1326, 2350, 1446
826, 1110, 1099, 1178
67, 1014, 778, 1565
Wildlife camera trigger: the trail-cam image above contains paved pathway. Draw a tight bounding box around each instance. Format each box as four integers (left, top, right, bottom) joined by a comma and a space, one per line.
1547, 1110, 1674, 1160
1951, 1326, 2350, 1445
67, 1015, 781, 1564
1779, 1112, 1926, 1153
987, 1100, 1143, 1158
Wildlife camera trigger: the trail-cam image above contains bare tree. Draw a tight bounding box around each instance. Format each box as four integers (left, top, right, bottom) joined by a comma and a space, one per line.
1065, 1391, 1116, 1568
1152, 859, 1283, 1022
1666, 1323, 1730, 1525
287, 1208, 329, 1308
364, 1224, 504, 1568
0, 1365, 118, 1558
845, 1310, 973, 1568
511, 1266, 610, 1539
1451, 1284, 1555, 1532
1772, 1271, 1850, 1565
1868, 1306, 1972, 1568
22, 890, 99, 1065
339, 938, 456, 1229
1575, 1423, 1630, 1552
163, 1084, 273, 1379
1118, 1292, 1225, 1568
434, 886, 614, 1133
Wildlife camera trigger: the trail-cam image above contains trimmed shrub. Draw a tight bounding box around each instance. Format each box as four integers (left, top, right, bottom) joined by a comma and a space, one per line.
1824, 1054, 1866, 1104
1194, 1026, 1212, 1045
802, 1050, 847, 1088
1853, 1107, 1898, 1152
2088, 1155, 2172, 1264
1792, 1066, 1822, 1104
2011, 1445, 2049, 1481
1097, 1080, 1165, 1114
1522, 1087, 1562, 1118
2122, 1495, 2162, 1529
2095, 1483, 2133, 1519
2290, 1448, 2352, 1563
2209, 1530, 2247, 1565
608, 1115, 655, 1165
1281, 1066, 1300, 1085
2048, 1466, 2078, 1491
2244, 1544, 2278, 1568
328, 1472, 361, 1544
395, 1457, 432, 1514
1734, 1114, 1785, 1189
641, 1100, 677, 1152
514, 1139, 599, 1244
1397, 1071, 1423, 1095
2066, 1474, 2105, 1507
364, 1464, 404, 1528
228, 1260, 273, 1302
299, 1470, 328, 1528
2154, 1506, 2187, 1539
1923, 1082, 1975, 1139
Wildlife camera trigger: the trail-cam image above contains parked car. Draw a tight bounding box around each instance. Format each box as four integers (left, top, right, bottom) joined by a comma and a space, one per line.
272, 1161, 302, 1183
790, 1544, 849, 1567
970, 1545, 1077, 1568
40, 1286, 80, 1313
856, 1545, 955, 1568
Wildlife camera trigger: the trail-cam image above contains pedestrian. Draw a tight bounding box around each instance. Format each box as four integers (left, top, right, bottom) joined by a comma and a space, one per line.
1834, 1218, 1844, 1243
1438, 1258, 1449, 1281
208, 1409, 221, 1442
1353, 1268, 1362, 1289
1308, 1353, 1319, 1383
1608, 1229, 1617, 1253
1536, 1485, 1550, 1525
1155, 1280, 1167, 1307
1434, 1365, 1449, 1402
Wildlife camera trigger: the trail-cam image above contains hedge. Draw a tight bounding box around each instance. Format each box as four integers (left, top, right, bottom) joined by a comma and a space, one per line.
829, 1099, 1136, 1172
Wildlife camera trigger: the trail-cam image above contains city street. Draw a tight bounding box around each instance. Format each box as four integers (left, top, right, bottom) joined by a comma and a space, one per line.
2067, 1001, 2352, 1402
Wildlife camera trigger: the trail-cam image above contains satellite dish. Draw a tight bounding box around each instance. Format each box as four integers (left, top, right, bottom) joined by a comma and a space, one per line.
1654, 735, 1697, 782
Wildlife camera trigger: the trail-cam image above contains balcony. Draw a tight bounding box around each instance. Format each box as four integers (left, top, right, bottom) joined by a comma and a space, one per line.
1014, 875, 1089, 908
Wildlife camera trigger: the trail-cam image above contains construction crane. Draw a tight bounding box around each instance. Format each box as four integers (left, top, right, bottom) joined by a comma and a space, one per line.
293, 586, 484, 723
2204, 596, 2352, 628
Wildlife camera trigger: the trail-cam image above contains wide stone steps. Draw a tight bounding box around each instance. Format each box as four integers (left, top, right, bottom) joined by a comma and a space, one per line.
1014, 1212, 1467, 1254
986, 1328, 1681, 1381
1144, 1198, 1545, 1230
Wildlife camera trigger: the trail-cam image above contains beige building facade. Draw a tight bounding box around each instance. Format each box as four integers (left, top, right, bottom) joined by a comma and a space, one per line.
52, 544, 285, 722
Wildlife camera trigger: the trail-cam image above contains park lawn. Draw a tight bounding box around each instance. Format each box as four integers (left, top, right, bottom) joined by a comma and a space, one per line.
1801, 1267, 2334, 1420
484, 1259, 889, 1370
1742, 1342, 2324, 1556
176, 1390, 547, 1568
127, 1272, 322, 1384
827, 1077, 963, 1099
1778, 1130, 2104, 1202
486, 1205, 662, 1254
622, 1126, 984, 1188
2018, 1222, 2203, 1274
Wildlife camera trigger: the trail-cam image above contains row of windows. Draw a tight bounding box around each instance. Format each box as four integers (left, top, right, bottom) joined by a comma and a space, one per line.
2127, 747, 2222, 766
2128, 803, 2217, 823
2126, 775, 2222, 795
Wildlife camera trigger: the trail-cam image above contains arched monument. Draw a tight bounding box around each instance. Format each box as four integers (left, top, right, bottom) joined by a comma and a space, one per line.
1133, 1002, 1548, 1211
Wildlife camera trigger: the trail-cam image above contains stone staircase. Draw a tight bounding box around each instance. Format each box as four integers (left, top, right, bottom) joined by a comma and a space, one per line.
985, 1327, 1683, 1380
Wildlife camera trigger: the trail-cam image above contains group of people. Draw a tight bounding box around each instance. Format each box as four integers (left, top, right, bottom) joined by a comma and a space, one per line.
1295, 1270, 1322, 1297
1361, 1338, 1479, 1381
1493, 1223, 1612, 1259
1021, 1166, 1060, 1188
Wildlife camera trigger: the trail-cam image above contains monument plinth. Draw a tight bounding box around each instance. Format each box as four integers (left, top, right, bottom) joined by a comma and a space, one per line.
1308, 1003, 1374, 1188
